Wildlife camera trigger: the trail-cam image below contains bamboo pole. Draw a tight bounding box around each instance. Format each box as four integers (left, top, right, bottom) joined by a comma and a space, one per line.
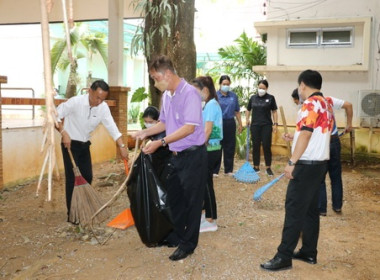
279, 106, 291, 158
38, 0, 58, 201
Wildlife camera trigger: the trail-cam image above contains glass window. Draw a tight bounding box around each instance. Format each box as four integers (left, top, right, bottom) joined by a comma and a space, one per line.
289, 31, 318, 46
321, 30, 352, 45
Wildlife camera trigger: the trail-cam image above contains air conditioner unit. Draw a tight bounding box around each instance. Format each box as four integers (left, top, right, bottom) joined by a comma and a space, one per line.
359, 90, 380, 128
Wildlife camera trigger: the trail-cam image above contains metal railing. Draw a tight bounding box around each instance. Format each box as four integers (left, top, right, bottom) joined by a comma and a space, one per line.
1, 87, 36, 119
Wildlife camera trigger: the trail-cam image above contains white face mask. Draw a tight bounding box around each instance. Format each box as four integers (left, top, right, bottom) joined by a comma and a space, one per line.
144, 122, 156, 128
258, 89, 266, 97
201, 101, 206, 108
221, 85, 230, 93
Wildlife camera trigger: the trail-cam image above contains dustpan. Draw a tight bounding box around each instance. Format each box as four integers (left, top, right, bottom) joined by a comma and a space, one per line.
233, 127, 260, 183
107, 207, 135, 229
106, 159, 135, 229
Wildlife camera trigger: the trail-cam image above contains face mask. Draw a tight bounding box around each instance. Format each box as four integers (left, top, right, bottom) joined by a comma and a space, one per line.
258, 89, 266, 97
221, 85, 230, 93
144, 122, 155, 128
201, 101, 206, 108
154, 79, 169, 92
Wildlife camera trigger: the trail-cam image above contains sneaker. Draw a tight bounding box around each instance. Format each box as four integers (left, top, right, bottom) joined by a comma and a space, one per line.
213, 173, 219, 177
226, 172, 234, 176
200, 220, 218, 233
253, 167, 260, 174
266, 168, 274, 176
333, 208, 342, 214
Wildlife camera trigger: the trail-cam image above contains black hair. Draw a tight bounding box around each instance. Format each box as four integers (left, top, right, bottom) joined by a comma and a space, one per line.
219, 75, 231, 85
190, 78, 204, 91
291, 88, 299, 100
197, 76, 218, 103
258, 79, 269, 89
142, 106, 160, 121
298, 69, 322, 90
90, 80, 109, 92
148, 55, 176, 74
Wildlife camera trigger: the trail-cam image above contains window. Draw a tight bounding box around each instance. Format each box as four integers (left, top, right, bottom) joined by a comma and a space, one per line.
288, 27, 353, 47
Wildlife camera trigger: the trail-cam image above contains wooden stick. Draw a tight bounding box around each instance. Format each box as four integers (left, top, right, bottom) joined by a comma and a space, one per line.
279, 106, 291, 157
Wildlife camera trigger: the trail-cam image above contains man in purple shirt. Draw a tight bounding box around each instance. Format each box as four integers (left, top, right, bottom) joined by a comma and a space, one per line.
134, 55, 207, 261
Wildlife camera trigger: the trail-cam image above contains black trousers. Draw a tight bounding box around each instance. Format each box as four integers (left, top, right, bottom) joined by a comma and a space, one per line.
165, 145, 207, 253
215, 118, 236, 174
277, 163, 328, 260
61, 141, 93, 217
204, 149, 221, 220
251, 124, 272, 167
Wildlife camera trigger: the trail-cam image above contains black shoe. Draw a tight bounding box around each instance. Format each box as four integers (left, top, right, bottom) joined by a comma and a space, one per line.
319, 212, 327, 216
260, 256, 292, 271
169, 248, 193, 261
253, 167, 260, 174
157, 239, 177, 248
333, 208, 342, 214
292, 250, 317, 264
266, 168, 274, 176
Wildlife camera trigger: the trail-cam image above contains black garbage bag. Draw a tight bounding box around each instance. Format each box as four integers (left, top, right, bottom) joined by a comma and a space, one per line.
126, 151, 173, 247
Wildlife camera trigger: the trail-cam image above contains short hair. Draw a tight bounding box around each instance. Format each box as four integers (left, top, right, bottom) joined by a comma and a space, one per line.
298, 69, 322, 90
197, 76, 218, 103
219, 75, 231, 85
291, 88, 299, 100
258, 79, 269, 89
148, 55, 176, 74
90, 80, 109, 92
142, 106, 160, 121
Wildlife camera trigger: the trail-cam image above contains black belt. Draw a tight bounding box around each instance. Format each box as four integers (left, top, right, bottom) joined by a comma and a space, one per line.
331, 134, 339, 139
70, 140, 91, 147
296, 160, 328, 165
172, 145, 204, 156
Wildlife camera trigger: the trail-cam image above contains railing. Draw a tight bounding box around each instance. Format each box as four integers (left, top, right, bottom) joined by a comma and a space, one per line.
1, 87, 36, 119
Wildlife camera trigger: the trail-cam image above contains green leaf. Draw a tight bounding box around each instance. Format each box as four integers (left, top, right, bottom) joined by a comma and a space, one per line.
131, 87, 149, 102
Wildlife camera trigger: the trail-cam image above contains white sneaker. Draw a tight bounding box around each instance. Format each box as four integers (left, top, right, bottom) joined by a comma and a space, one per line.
200, 220, 218, 233
213, 173, 219, 177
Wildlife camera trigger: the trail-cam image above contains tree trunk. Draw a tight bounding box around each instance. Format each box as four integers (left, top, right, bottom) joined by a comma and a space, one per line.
143, 0, 196, 108
65, 59, 78, 98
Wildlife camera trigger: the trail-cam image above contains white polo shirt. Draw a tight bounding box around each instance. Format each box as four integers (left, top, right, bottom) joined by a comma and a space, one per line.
57, 94, 122, 142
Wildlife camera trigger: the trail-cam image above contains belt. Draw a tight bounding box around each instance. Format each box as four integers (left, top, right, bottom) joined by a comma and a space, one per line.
296, 160, 328, 165
331, 134, 339, 139
172, 145, 204, 156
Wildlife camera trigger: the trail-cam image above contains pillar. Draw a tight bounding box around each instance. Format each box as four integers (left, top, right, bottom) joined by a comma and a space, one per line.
0, 76, 7, 189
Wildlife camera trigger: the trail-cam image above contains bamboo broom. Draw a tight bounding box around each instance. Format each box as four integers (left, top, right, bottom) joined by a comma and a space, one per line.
67, 149, 110, 226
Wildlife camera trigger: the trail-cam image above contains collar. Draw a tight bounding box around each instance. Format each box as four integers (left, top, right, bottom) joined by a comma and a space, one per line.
218, 90, 230, 97
309, 92, 324, 98
166, 78, 187, 98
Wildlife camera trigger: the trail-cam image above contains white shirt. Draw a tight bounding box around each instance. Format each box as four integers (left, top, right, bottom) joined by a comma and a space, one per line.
56, 94, 122, 142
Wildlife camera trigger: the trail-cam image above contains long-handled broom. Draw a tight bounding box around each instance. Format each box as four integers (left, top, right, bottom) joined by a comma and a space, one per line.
233, 127, 260, 183
67, 149, 110, 226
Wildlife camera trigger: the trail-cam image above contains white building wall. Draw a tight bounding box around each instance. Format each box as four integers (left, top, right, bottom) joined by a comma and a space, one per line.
255, 0, 380, 129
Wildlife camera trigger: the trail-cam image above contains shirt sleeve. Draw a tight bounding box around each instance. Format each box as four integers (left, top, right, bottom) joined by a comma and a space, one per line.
247, 96, 252, 111
101, 104, 122, 141
234, 94, 240, 112
159, 94, 166, 124
329, 96, 345, 110
271, 96, 278, 111
183, 89, 202, 126
56, 97, 75, 120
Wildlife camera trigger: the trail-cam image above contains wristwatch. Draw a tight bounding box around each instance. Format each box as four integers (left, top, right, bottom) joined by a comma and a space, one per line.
161, 138, 167, 147
119, 143, 126, 148
288, 160, 295, 166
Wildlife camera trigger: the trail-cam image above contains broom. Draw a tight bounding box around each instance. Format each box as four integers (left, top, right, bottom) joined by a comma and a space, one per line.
67, 149, 110, 226
233, 127, 260, 183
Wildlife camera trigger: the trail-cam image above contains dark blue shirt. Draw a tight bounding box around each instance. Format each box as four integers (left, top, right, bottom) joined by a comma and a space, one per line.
216, 90, 240, 120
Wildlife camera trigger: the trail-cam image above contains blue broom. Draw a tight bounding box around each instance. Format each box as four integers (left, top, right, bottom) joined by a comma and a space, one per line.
233, 127, 260, 183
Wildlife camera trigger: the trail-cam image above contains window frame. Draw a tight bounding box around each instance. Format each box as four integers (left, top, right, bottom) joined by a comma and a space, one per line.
287, 27, 354, 48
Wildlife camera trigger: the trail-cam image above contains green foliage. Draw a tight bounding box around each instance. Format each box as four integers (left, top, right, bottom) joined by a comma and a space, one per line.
131, 87, 149, 103
128, 103, 141, 123
235, 127, 248, 160
217, 31, 266, 82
